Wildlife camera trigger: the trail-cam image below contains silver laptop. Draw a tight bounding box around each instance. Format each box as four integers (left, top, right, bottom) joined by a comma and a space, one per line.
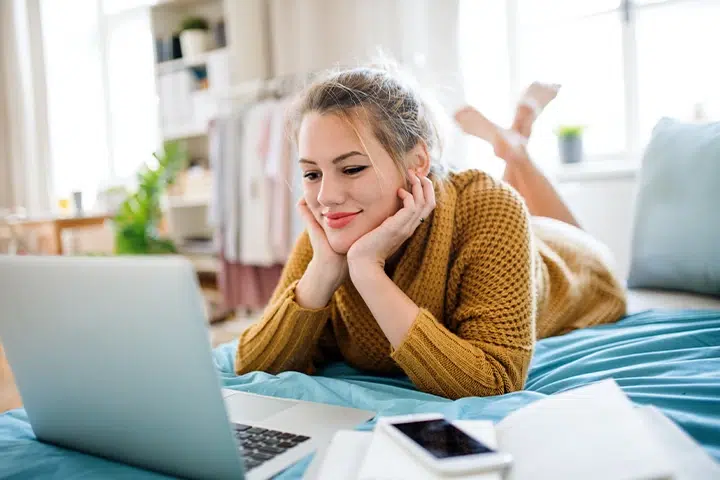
0, 255, 375, 480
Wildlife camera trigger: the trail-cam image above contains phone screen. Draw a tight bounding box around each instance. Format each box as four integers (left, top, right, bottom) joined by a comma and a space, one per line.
392, 419, 496, 459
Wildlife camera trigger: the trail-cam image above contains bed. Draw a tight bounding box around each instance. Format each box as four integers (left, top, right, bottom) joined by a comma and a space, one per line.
1, 289, 719, 479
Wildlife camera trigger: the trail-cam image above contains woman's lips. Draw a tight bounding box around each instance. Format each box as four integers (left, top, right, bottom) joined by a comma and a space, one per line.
325, 211, 360, 229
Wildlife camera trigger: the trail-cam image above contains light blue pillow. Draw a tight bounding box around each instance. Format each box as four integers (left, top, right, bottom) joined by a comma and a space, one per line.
627, 117, 720, 297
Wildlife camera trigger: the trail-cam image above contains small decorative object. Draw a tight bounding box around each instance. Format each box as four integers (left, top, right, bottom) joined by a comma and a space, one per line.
692, 102, 708, 122
170, 33, 183, 60
154, 37, 168, 63
190, 65, 209, 89
214, 19, 226, 48
72, 191, 84, 216
179, 16, 210, 58
57, 198, 71, 216
113, 141, 188, 255
555, 125, 585, 164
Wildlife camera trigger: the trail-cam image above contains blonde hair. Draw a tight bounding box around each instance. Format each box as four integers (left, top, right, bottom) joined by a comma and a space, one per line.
288, 62, 450, 181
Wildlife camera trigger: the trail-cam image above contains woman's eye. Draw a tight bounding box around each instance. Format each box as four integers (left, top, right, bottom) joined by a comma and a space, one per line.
303, 171, 320, 181
344, 166, 367, 175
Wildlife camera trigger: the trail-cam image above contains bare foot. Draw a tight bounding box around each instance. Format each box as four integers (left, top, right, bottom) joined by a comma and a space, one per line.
453, 104, 534, 194
454, 105, 529, 165
511, 82, 561, 138
453, 106, 499, 144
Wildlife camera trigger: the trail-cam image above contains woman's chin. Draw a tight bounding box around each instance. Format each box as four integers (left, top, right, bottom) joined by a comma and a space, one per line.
327, 239, 351, 255
327, 232, 362, 256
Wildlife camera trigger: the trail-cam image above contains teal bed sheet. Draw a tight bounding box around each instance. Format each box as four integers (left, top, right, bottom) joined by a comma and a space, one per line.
1, 309, 719, 478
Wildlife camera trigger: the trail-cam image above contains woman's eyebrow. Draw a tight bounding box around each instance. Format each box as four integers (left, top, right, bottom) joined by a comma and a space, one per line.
298, 151, 368, 165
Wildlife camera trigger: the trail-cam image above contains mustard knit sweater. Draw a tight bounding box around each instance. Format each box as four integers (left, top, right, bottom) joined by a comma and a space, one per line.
235, 170, 627, 399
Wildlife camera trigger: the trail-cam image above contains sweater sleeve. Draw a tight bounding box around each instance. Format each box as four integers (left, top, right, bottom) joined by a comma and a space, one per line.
234, 232, 335, 375
391, 182, 536, 399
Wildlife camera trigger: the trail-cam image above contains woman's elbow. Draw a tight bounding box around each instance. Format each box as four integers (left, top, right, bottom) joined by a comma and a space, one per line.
451, 355, 529, 399
429, 366, 525, 400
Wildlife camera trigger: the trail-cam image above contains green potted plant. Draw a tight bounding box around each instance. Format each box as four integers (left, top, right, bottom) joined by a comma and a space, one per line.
113, 141, 188, 255
555, 125, 586, 164
179, 16, 210, 58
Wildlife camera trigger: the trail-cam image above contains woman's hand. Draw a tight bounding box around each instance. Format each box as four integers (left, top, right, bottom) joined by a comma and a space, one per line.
294, 198, 349, 309
347, 170, 436, 271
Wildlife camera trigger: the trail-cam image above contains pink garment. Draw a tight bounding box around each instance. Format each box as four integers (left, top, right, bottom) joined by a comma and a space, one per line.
213, 100, 293, 312
218, 256, 283, 311
216, 227, 283, 312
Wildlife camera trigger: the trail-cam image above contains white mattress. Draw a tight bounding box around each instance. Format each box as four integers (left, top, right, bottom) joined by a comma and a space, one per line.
627, 288, 720, 314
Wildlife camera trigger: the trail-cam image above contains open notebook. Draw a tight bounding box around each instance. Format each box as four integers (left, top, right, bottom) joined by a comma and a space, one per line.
314, 379, 720, 480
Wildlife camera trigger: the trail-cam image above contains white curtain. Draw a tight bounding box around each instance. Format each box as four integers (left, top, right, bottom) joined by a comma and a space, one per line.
225, 0, 467, 169
267, 0, 405, 76
267, 0, 465, 117
0, 0, 52, 216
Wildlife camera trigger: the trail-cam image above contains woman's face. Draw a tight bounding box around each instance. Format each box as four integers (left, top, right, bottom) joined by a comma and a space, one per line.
298, 111, 407, 254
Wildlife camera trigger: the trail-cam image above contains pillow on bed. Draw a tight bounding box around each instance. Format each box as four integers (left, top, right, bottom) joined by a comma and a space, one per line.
627, 117, 720, 297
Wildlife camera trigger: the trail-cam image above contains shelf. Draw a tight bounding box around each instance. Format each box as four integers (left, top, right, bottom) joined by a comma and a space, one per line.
164, 194, 211, 208
155, 47, 226, 76
163, 125, 207, 141
177, 238, 217, 274
185, 253, 219, 274
151, 0, 220, 9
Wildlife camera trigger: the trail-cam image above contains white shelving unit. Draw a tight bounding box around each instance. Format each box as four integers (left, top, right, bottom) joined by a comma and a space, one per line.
102, 0, 272, 278
149, 0, 229, 274
155, 46, 227, 75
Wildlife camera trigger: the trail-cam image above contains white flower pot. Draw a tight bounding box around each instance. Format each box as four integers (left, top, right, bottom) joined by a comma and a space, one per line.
180, 29, 208, 58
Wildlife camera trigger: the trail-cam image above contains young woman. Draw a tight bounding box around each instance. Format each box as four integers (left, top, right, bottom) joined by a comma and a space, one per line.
234, 67, 626, 400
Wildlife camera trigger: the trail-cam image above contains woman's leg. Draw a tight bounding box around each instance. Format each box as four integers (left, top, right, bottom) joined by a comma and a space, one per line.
497, 135, 581, 229
511, 81, 561, 138
454, 84, 581, 229
454, 105, 521, 187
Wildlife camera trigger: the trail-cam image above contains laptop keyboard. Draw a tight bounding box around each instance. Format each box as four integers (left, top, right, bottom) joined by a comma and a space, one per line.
232, 423, 310, 471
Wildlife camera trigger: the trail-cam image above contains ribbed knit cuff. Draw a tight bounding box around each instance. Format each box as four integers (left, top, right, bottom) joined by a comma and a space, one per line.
235, 280, 331, 374
390, 309, 506, 399
390, 309, 456, 395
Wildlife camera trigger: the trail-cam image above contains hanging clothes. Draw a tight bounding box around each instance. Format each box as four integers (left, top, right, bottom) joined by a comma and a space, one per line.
217, 244, 283, 312
239, 101, 276, 266
208, 109, 245, 263
265, 98, 294, 263
208, 96, 297, 313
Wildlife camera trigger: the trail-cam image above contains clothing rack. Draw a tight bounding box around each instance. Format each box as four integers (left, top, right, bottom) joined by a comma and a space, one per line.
212, 71, 319, 102
208, 83, 301, 315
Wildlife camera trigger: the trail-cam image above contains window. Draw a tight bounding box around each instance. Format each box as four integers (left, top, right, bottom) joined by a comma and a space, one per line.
104, 8, 159, 182
515, 1, 626, 160
457, 0, 512, 176
41, 0, 110, 206
634, 0, 720, 146
40, 0, 158, 209
460, 0, 720, 167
